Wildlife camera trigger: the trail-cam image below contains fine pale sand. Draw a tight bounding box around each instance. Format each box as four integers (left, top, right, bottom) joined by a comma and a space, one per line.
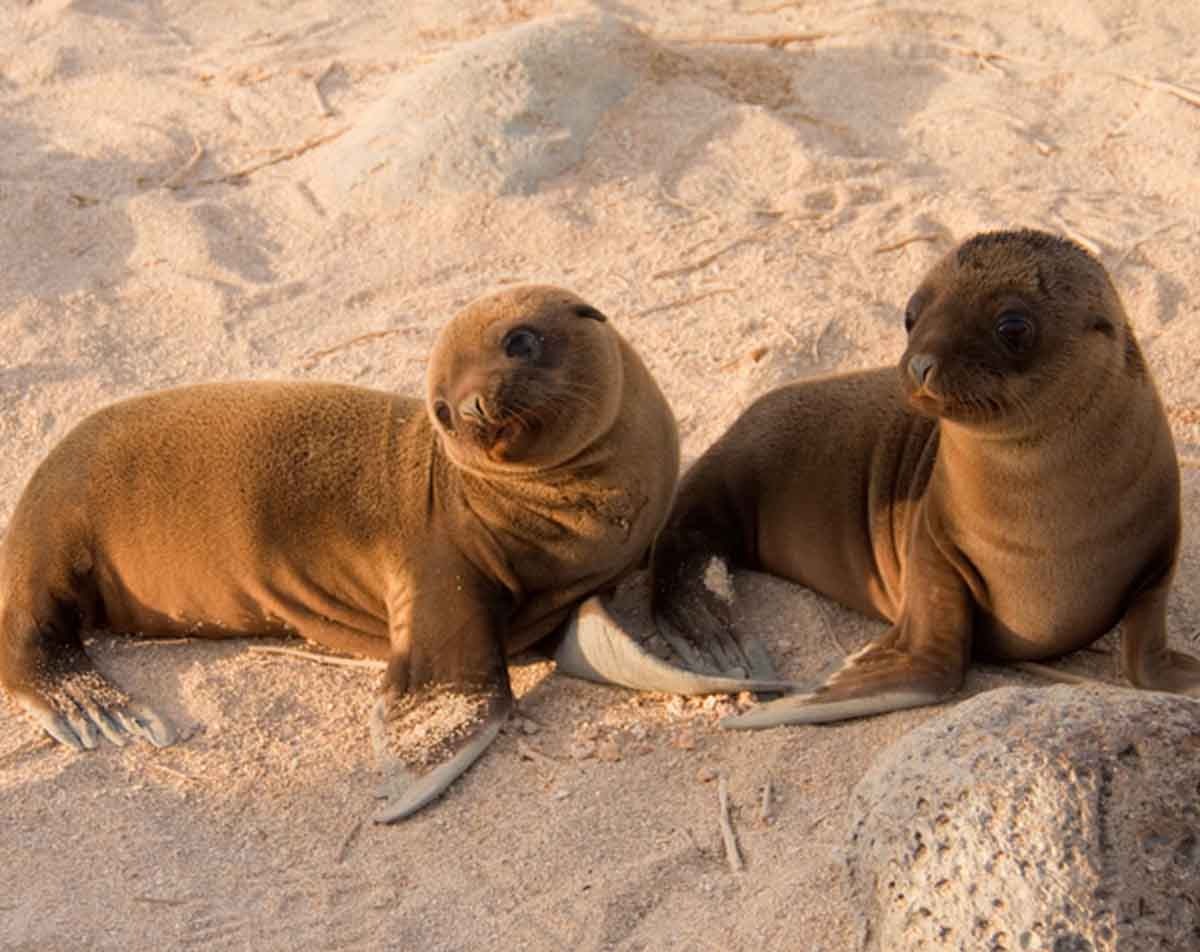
4, 2, 1200, 949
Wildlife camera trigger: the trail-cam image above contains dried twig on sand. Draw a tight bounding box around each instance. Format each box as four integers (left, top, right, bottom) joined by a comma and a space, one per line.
146, 762, 195, 784
163, 139, 206, 190
515, 738, 560, 768
718, 775, 743, 874
335, 818, 364, 863
745, 1, 808, 13
0, 736, 55, 766
300, 328, 409, 369
199, 128, 348, 185
759, 779, 773, 824
633, 288, 735, 317
1053, 221, 1102, 257
670, 32, 833, 50
653, 217, 787, 280
1113, 219, 1187, 270
247, 645, 385, 670
1014, 661, 1105, 686
312, 61, 337, 117
873, 233, 942, 255
1115, 73, 1200, 110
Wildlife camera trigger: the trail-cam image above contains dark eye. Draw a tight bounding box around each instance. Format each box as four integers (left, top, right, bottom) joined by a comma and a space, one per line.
433, 399, 453, 429
502, 327, 542, 362
995, 312, 1035, 351
904, 296, 919, 333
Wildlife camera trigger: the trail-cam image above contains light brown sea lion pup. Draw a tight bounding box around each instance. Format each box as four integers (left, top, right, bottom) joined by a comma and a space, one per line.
0, 285, 786, 821
651, 229, 1200, 728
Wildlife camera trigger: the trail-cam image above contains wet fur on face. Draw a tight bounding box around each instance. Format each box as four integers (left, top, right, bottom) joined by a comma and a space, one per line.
900, 229, 1136, 433
426, 285, 624, 472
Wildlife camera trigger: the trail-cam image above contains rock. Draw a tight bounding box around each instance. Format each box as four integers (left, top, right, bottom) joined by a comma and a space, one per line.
309, 13, 657, 206
845, 686, 1200, 952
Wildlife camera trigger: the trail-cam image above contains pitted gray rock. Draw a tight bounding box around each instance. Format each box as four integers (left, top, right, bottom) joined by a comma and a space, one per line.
845, 686, 1200, 951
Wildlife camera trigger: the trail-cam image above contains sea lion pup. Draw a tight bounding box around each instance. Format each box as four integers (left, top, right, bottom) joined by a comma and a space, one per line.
652, 229, 1200, 728
0, 286, 784, 822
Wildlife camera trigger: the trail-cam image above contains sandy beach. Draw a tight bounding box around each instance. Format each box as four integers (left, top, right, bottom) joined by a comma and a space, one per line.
3, 2, 1200, 948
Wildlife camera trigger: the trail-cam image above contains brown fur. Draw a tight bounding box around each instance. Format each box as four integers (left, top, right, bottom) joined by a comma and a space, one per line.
653, 230, 1199, 726
0, 285, 680, 768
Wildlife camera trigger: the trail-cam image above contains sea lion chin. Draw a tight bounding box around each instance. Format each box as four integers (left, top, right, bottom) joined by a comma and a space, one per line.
652, 228, 1200, 729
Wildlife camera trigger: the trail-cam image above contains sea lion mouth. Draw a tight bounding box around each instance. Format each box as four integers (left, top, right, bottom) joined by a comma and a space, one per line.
484, 418, 531, 460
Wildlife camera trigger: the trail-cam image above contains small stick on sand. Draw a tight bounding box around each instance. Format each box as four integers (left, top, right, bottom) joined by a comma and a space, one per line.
200, 127, 348, 185
1114, 73, 1200, 110
1113, 218, 1187, 271
672, 32, 832, 50
652, 218, 784, 280
162, 138, 205, 190
247, 645, 385, 670
718, 775, 743, 874
146, 762, 195, 784
1054, 222, 1103, 258
515, 738, 560, 768
0, 735, 55, 766
1014, 661, 1106, 686
759, 779, 773, 824
632, 288, 735, 318
133, 894, 192, 906
745, 1, 808, 13
873, 233, 942, 255
335, 818, 364, 863
312, 61, 337, 117
300, 327, 409, 369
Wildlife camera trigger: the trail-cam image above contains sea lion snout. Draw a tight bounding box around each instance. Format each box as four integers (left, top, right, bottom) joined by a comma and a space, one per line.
907, 353, 937, 388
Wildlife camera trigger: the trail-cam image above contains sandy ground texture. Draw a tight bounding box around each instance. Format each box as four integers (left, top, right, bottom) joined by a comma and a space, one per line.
4, 1, 1200, 949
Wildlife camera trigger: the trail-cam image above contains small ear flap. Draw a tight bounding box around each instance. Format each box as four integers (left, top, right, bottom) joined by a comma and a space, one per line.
572, 304, 607, 323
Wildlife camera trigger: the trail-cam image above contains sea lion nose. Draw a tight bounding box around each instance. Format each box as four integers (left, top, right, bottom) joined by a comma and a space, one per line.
458, 392, 488, 422
908, 353, 937, 387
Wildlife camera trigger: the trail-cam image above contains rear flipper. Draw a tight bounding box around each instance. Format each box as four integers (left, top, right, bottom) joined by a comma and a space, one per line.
554, 594, 794, 695
722, 632, 963, 728
9, 662, 176, 750
371, 684, 512, 823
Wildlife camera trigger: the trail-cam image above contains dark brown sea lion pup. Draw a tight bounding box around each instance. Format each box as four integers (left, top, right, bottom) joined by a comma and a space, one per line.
652, 229, 1200, 728
0, 285, 783, 821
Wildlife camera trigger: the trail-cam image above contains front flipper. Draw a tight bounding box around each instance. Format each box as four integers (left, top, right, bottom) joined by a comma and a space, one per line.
371, 685, 512, 823
554, 594, 795, 695
15, 667, 176, 750
724, 525, 973, 729
373, 555, 513, 823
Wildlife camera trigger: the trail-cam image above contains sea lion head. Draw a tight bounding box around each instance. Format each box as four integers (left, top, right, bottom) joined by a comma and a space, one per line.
899, 229, 1138, 432
427, 285, 624, 472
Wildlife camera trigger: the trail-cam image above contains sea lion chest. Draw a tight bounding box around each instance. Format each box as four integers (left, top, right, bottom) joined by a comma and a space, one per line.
929, 428, 1174, 661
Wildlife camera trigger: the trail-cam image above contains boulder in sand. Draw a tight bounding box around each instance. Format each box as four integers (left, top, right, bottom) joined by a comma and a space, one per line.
846, 686, 1200, 951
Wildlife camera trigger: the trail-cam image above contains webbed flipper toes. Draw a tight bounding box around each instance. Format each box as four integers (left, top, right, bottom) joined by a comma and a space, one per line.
554, 596, 795, 696
13, 668, 177, 750
370, 687, 512, 824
